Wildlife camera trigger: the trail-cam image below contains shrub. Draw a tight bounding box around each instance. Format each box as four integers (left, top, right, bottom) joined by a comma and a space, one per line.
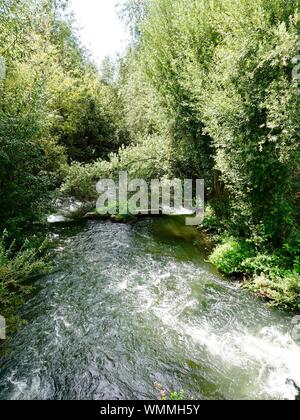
139, 0, 300, 244
246, 272, 300, 311
201, 205, 220, 231
154, 382, 187, 400
209, 238, 254, 275
169, 390, 185, 401
279, 229, 300, 273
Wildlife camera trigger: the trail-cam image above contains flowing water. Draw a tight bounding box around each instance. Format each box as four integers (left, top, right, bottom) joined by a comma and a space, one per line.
0, 217, 300, 400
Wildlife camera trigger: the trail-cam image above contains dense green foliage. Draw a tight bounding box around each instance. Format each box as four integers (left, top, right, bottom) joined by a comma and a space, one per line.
63, 0, 300, 310
140, 0, 300, 242
0, 0, 128, 330
0, 232, 50, 332
0, 0, 127, 238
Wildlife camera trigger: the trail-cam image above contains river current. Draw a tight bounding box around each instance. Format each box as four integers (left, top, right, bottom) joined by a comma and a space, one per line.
0, 217, 299, 400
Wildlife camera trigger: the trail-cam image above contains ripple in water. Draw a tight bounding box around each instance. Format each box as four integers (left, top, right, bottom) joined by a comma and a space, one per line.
0, 218, 299, 400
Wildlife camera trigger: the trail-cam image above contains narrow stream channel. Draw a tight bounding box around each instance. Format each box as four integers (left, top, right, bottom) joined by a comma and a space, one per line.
0, 217, 299, 400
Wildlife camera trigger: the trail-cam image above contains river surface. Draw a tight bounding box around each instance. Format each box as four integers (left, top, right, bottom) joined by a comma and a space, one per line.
0, 217, 300, 400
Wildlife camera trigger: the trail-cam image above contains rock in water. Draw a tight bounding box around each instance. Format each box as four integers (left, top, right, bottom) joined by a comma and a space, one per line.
47, 214, 72, 224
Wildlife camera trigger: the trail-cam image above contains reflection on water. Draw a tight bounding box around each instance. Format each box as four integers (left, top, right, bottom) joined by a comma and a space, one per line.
0, 217, 299, 400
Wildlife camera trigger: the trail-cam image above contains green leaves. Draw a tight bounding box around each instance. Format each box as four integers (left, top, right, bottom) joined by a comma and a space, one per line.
0, 233, 50, 333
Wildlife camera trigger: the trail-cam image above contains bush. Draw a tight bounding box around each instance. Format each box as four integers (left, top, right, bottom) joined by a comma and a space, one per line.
246, 272, 300, 311
241, 253, 282, 275
208, 233, 300, 310
279, 229, 300, 273
209, 238, 254, 275
139, 0, 300, 244
154, 382, 187, 400
61, 134, 173, 200
60, 160, 113, 200
0, 232, 50, 333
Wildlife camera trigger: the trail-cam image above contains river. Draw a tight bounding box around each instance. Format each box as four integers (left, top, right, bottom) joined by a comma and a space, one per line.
0, 217, 299, 400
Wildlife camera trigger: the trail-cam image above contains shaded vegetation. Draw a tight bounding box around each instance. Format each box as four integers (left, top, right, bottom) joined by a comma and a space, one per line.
0, 232, 50, 333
